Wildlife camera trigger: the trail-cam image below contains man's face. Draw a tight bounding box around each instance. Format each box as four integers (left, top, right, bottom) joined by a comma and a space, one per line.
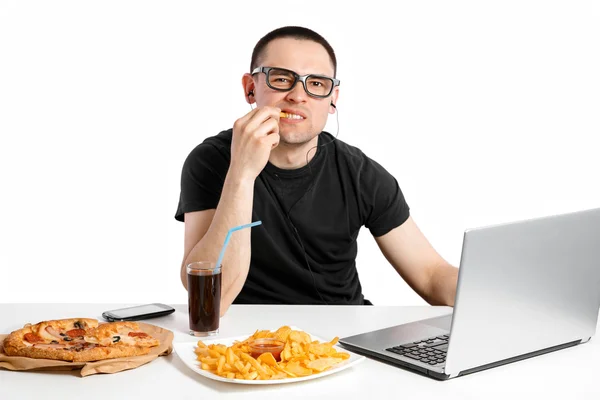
247, 38, 338, 145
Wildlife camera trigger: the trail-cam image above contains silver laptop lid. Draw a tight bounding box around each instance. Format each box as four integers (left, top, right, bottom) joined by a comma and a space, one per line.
445, 207, 600, 375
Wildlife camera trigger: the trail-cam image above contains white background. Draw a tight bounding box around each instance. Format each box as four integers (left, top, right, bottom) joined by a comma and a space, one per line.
1, 1, 598, 305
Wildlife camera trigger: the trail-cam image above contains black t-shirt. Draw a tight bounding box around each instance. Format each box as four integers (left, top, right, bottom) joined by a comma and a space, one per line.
175, 129, 410, 305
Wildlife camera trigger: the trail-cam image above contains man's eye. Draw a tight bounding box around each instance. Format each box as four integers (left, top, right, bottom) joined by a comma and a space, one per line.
310, 81, 324, 87
273, 77, 289, 83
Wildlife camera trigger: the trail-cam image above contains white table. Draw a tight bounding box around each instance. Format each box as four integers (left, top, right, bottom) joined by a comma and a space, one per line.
0, 304, 598, 399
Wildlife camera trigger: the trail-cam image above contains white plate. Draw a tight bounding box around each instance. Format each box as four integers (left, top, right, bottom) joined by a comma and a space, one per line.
173, 327, 365, 385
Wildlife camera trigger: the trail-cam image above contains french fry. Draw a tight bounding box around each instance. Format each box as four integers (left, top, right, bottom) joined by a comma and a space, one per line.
223, 363, 235, 372
242, 361, 251, 374
217, 355, 226, 375
195, 349, 209, 357
234, 360, 245, 373
240, 352, 270, 379
200, 357, 218, 365
200, 362, 213, 371
208, 349, 221, 358
226, 347, 237, 365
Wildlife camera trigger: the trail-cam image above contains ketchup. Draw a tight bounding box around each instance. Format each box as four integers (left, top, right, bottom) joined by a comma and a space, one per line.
249, 339, 284, 361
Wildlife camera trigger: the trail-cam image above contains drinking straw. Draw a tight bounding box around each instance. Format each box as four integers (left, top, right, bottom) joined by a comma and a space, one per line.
215, 221, 262, 268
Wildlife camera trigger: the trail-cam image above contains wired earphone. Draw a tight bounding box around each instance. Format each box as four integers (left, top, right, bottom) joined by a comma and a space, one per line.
247, 89, 341, 305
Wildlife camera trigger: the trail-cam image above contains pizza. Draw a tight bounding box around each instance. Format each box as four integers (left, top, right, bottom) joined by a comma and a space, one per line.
2, 318, 160, 362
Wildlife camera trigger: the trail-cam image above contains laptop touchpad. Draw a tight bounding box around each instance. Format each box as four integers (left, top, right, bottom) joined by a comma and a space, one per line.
421, 314, 452, 331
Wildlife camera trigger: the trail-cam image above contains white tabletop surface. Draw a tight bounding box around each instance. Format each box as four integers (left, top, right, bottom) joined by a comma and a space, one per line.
0, 304, 598, 399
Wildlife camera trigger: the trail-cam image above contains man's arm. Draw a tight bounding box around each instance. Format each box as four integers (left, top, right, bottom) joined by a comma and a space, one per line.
374, 217, 458, 306
180, 172, 255, 317
180, 106, 281, 317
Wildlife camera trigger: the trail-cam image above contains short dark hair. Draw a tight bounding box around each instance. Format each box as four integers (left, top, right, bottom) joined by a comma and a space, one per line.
250, 26, 337, 77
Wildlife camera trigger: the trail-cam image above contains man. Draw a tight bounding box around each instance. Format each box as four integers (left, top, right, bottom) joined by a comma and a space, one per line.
175, 26, 458, 316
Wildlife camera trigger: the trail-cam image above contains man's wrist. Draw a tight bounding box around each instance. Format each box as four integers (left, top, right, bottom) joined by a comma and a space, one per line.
224, 169, 255, 190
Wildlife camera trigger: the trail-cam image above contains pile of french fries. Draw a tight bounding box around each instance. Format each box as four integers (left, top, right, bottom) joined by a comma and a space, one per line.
194, 325, 351, 380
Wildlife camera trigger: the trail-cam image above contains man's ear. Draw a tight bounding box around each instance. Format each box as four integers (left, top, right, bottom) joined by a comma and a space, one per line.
242, 73, 255, 104
329, 87, 340, 114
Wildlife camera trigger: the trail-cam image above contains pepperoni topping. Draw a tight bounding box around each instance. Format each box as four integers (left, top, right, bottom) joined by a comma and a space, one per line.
66, 329, 86, 338
128, 332, 149, 338
24, 333, 44, 343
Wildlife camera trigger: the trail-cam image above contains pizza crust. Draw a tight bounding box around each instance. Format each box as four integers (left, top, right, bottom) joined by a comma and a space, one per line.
6, 342, 151, 362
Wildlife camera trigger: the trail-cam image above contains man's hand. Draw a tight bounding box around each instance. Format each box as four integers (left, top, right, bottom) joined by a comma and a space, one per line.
230, 106, 281, 181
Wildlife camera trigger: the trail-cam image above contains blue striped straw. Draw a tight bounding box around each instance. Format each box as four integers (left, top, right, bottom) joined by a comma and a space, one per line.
215, 221, 262, 268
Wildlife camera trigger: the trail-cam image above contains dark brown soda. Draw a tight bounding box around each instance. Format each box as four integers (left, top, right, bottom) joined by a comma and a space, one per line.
187, 271, 222, 332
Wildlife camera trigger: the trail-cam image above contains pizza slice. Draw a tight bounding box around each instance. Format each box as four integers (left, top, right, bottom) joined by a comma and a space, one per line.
3, 318, 160, 362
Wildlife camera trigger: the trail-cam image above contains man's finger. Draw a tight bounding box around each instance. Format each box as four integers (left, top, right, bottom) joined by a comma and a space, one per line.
244, 107, 281, 134
234, 107, 261, 132
251, 118, 279, 139
261, 131, 280, 149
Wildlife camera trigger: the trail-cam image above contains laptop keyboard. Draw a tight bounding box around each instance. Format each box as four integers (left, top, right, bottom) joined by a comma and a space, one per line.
386, 334, 449, 366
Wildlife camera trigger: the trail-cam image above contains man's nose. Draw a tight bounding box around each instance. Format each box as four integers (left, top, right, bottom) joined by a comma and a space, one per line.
284, 81, 308, 103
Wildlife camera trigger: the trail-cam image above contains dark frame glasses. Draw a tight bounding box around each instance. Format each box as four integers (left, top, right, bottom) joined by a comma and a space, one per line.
251, 66, 341, 98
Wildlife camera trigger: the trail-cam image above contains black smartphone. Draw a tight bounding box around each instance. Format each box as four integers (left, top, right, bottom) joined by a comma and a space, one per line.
102, 303, 175, 322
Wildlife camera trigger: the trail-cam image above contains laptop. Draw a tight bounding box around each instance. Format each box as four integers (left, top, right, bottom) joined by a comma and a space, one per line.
339, 207, 600, 380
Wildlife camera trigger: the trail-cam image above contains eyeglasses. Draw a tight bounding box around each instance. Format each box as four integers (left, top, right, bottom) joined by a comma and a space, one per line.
251, 66, 340, 98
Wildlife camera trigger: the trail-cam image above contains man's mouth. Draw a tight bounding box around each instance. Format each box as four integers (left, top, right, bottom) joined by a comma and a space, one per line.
280, 110, 306, 120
